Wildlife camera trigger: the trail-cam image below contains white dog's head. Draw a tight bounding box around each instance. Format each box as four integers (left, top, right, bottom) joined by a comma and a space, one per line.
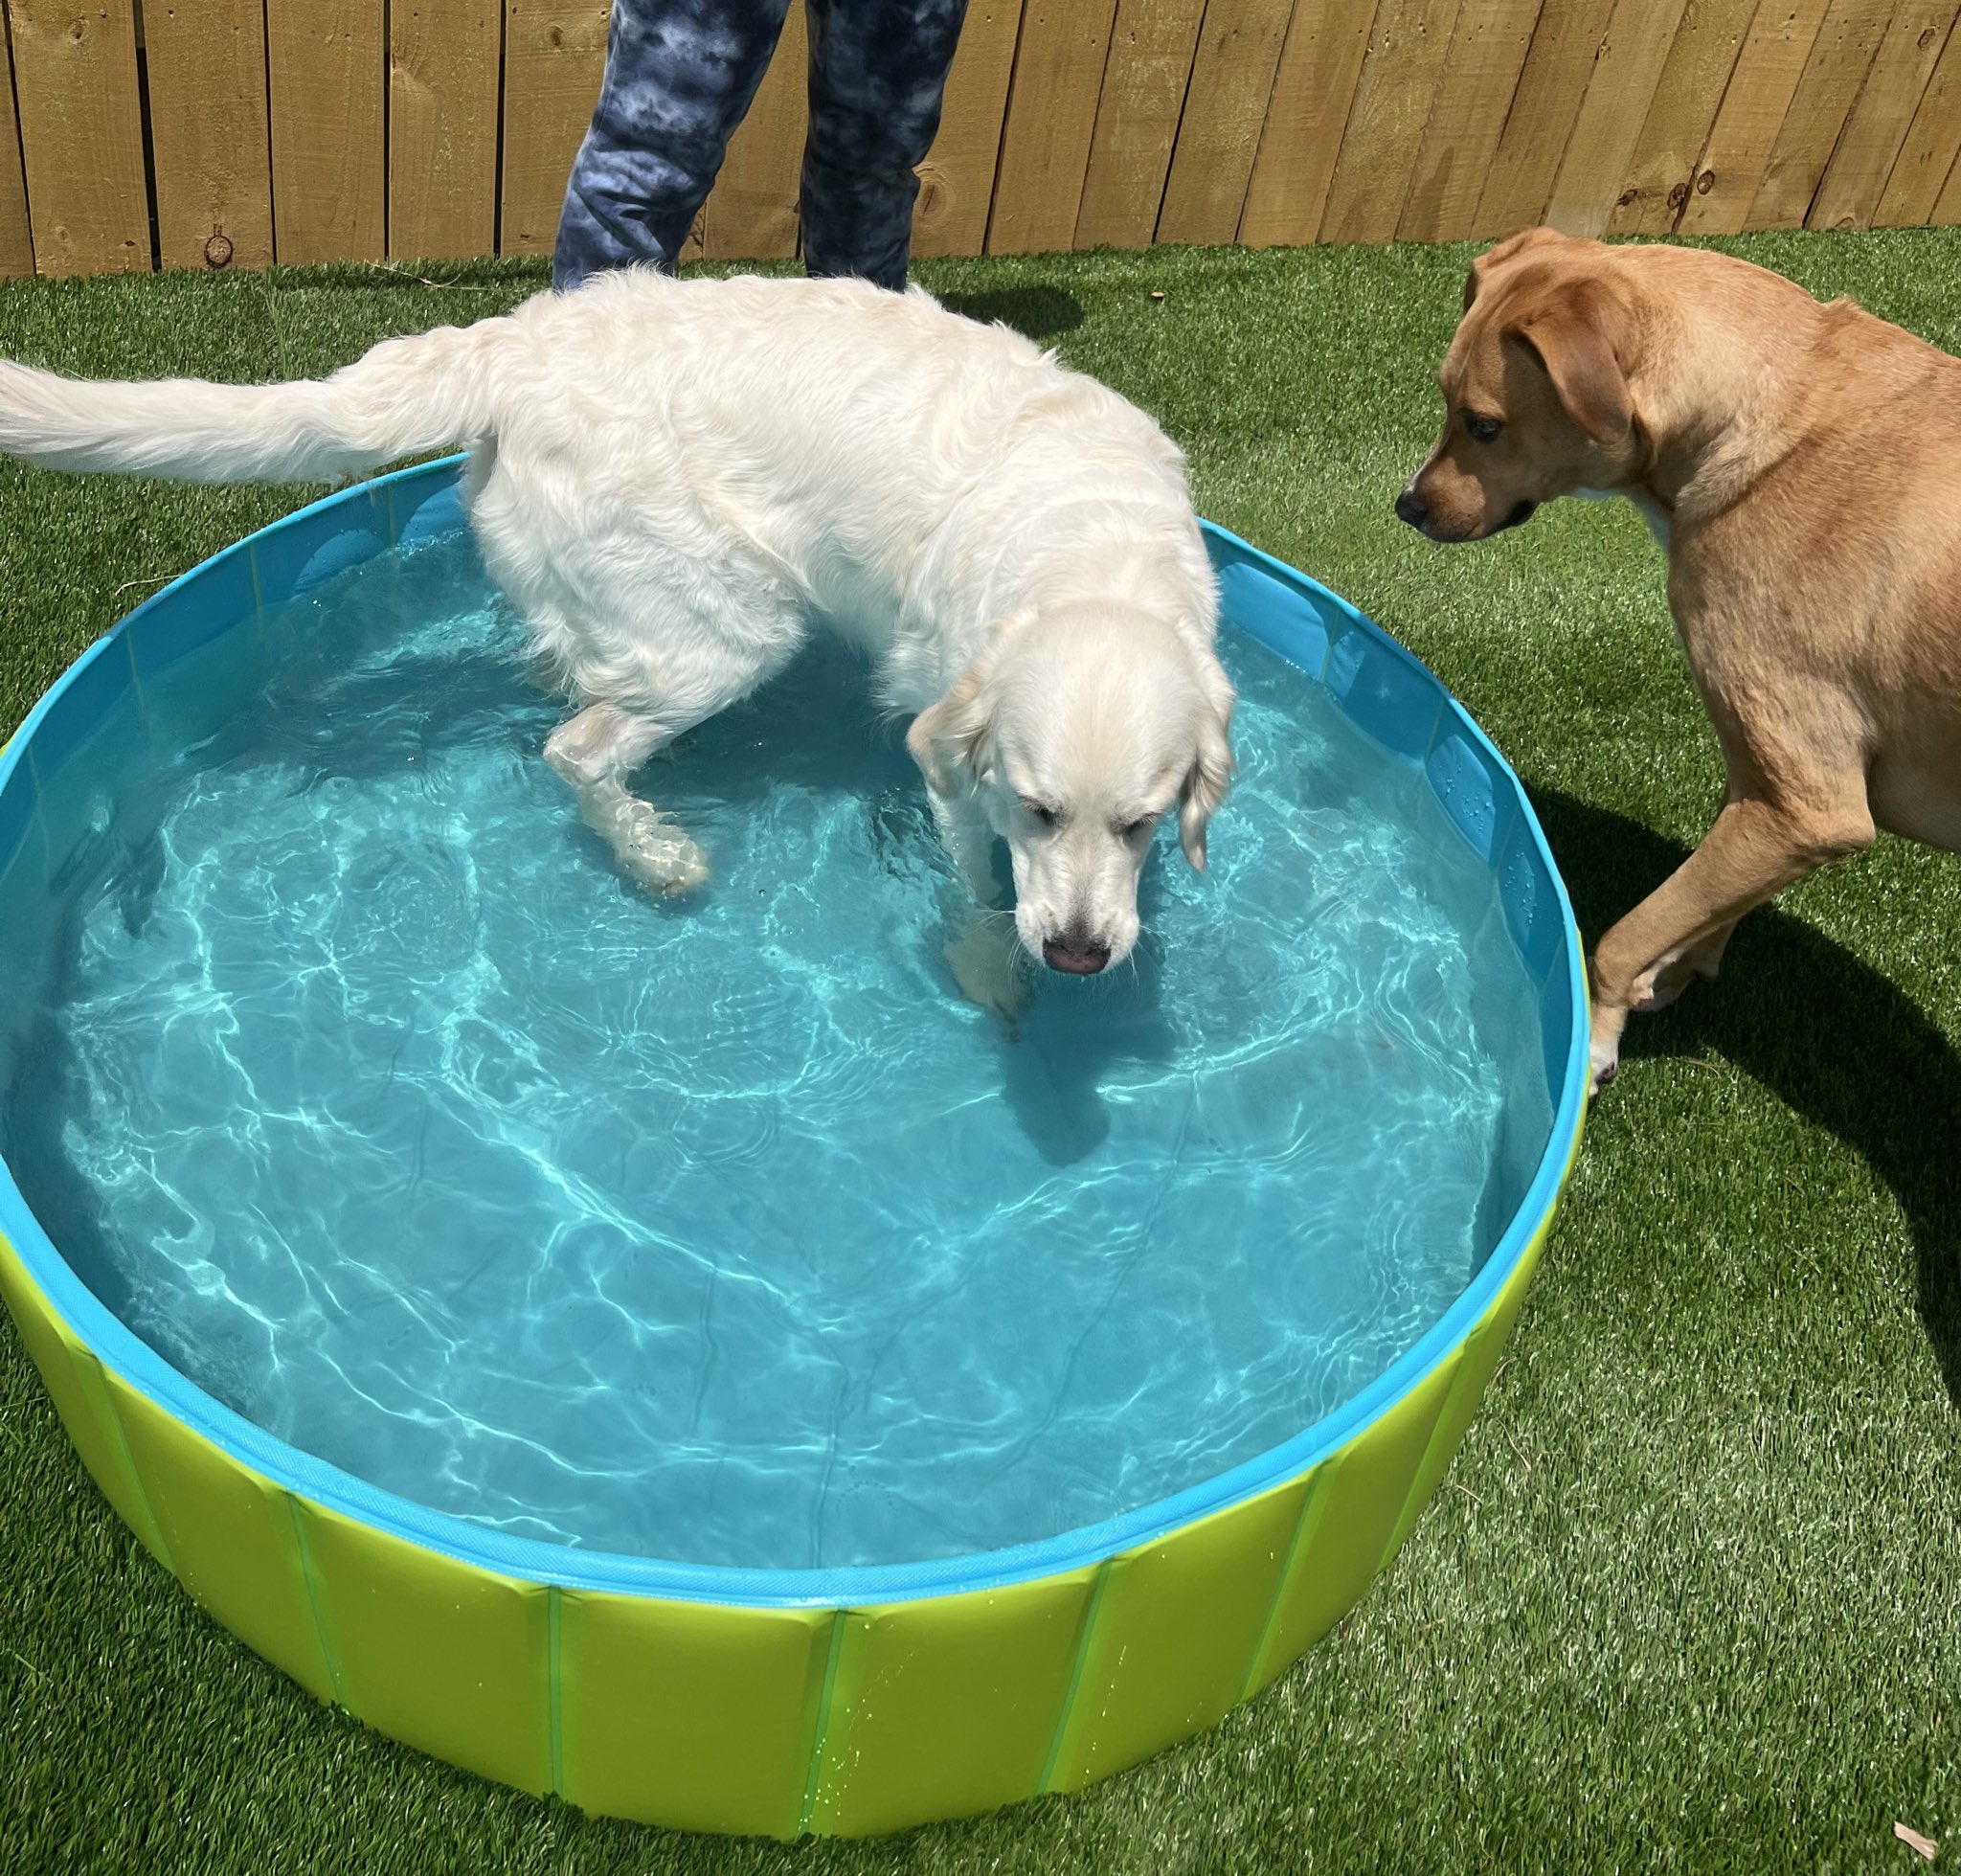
908, 606, 1234, 976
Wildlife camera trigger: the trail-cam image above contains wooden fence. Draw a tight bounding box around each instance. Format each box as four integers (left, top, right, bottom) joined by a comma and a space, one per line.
0, 0, 1956, 280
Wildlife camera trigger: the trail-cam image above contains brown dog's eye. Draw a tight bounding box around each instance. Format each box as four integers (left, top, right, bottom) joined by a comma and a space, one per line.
1021, 797, 1059, 827
1464, 413, 1503, 444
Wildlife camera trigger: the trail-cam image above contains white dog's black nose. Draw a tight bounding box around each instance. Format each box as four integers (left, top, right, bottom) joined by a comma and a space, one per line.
1043, 933, 1111, 975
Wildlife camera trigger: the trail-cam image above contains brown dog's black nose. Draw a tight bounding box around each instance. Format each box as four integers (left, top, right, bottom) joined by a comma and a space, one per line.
1043, 933, 1111, 975
1394, 487, 1430, 531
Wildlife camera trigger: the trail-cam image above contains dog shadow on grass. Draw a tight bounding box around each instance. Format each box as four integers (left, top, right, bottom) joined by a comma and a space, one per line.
934, 285, 1085, 343
1533, 787, 1961, 1411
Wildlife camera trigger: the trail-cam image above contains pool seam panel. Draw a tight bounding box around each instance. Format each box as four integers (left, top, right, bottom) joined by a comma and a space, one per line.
548, 1585, 565, 1798
798, 1610, 851, 1834
1383, 1349, 1473, 1569
86, 1345, 175, 1573
1039, 1557, 1113, 1796
0, 459, 1593, 1835
286, 1492, 345, 1705
1237, 1449, 1335, 1703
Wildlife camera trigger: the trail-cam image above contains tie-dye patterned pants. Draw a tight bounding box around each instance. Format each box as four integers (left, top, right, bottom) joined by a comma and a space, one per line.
553, 0, 969, 292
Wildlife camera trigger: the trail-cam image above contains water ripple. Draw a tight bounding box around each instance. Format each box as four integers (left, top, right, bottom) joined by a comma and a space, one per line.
0, 535, 1553, 1570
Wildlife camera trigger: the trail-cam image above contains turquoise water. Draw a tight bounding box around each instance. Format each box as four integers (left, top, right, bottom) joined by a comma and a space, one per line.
0, 535, 1550, 1570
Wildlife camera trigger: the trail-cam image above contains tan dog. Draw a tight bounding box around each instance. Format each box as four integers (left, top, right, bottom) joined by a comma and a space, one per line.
1399, 227, 1961, 1090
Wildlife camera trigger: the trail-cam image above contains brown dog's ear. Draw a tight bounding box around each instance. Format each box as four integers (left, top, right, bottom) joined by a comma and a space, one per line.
1504, 278, 1632, 445
1179, 667, 1236, 873
907, 662, 995, 797
1465, 227, 1567, 308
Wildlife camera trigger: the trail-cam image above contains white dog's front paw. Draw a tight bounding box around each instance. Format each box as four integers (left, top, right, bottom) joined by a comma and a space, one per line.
612, 802, 710, 896
944, 915, 1030, 1017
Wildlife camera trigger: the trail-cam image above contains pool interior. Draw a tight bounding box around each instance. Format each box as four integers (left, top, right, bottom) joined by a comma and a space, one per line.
0, 527, 1556, 1571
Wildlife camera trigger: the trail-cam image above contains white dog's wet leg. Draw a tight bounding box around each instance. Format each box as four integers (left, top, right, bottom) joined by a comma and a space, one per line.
943, 916, 1030, 1016
536, 592, 799, 897
544, 702, 710, 895
928, 788, 1029, 1016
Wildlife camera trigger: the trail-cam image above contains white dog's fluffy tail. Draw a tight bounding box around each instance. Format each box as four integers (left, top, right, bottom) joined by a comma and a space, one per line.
0, 318, 508, 485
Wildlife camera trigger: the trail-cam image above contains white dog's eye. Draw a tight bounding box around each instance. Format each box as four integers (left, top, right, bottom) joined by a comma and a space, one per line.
1020, 797, 1059, 827
1118, 813, 1159, 839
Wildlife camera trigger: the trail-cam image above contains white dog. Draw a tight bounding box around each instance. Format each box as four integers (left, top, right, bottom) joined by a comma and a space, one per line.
0, 271, 1233, 1005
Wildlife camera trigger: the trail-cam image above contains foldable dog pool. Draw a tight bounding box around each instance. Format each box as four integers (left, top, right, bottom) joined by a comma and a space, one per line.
0, 459, 1586, 1836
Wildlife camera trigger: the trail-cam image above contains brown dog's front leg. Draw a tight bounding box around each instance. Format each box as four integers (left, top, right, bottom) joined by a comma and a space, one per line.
1631, 917, 1737, 1013
1589, 794, 1872, 1088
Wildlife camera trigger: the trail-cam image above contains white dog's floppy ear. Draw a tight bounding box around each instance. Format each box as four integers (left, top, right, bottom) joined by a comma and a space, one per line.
1179, 668, 1236, 872
907, 660, 997, 797
907, 614, 1035, 795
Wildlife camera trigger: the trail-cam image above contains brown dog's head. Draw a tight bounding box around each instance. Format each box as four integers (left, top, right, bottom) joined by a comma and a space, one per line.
1398, 228, 1650, 543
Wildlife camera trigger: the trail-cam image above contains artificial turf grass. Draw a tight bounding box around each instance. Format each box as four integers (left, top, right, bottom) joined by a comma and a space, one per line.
0, 232, 1955, 1874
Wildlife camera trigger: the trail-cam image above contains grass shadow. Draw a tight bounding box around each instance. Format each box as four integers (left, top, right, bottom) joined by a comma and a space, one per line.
1535, 786, 1961, 1410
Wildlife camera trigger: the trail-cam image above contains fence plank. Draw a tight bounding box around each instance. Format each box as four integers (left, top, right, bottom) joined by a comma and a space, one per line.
1809, 0, 1958, 225
1239, 0, 1380, 245
266, 1, 386, 264
6, 0, 148, 276
1875, 11, 1961, 219
1748, 0, 1895, 227
989, 0, 1120, 253
1399, 0, 1543, 244
1676, 0, 1832, 234
1544, 0, 1692, 236
391, 0, 502, 260
1936, 133, 1961, 217
143, 0, 273, 275
698, 0, 806, 260
0, 19, 35, 277
1608, 0, 1758, 236
1075, 0, 1207, 249
1321, 0, 1461, 246
500, 2, 608, 258
1475, 0, 1618, 237
1158, 0, 1297, 245
914, 0, 1025, 258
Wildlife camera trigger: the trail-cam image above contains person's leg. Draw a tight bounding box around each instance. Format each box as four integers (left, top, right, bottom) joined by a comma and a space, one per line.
554, 0, 795, 290
800, 0, 969, 290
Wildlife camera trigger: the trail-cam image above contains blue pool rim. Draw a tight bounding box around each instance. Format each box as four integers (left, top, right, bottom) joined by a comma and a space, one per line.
0, 456, 1590, 1612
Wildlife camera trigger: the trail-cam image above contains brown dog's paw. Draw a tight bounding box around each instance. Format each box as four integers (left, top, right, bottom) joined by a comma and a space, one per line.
1631, 972, 1688, 1014
1631, 938, 1726, 1013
